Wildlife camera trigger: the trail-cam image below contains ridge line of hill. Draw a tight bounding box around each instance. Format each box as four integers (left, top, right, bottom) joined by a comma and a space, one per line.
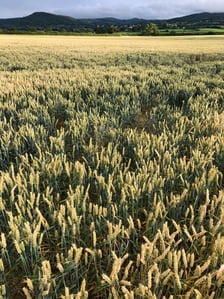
0, 11, 223, 34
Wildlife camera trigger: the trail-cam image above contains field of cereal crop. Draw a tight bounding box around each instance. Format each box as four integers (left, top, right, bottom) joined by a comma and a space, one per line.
0, 35, 224, 298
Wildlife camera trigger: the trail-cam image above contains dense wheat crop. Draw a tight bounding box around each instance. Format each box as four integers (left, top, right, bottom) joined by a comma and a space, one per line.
0, 35, 224, 298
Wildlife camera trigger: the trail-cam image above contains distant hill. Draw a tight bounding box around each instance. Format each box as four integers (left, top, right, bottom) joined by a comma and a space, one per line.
0, 12, 148, 32
0, 12, 83, 30
168, 12, 224, 27
0, 11, 223, 32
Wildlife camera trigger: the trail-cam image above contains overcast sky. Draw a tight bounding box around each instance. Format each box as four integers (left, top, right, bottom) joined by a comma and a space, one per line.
0, 0, 224, 19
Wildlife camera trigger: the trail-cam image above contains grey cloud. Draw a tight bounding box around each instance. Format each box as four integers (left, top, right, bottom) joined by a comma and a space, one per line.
0, 0, 75, 18
57, 0, 224, 19
57, 3, 134, 19
0, 0, 224, 19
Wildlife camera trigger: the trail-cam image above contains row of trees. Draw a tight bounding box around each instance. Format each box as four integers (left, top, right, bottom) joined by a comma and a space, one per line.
0, 23, 160, 35
95, 23, 160, 35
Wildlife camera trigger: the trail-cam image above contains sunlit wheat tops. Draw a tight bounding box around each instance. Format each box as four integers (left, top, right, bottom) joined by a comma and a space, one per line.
0, 35, 224, 298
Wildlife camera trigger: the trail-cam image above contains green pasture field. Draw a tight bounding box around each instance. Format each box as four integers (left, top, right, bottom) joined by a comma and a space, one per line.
198, 27, 224, 34
160, 27, 224, 36
0, 35, 224, 298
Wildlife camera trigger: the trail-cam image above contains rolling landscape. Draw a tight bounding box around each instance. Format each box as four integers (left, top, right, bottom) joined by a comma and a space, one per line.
0, 11, 224, 35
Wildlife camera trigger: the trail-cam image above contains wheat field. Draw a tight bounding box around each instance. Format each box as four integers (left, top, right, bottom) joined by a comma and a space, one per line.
0, 35, 224, 298
1, 35, 224, 54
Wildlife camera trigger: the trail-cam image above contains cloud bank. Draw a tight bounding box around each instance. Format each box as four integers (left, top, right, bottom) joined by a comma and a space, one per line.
0, 0, 224, 19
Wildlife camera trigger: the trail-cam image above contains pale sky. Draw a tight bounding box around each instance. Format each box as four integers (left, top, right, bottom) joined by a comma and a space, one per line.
0, 0, 224, 19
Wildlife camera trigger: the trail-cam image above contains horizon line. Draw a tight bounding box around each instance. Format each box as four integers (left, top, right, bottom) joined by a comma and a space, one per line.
1, 10, 222, 21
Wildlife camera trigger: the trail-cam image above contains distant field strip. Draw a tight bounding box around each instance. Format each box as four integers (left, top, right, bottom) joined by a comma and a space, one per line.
0, 35, 224, 54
